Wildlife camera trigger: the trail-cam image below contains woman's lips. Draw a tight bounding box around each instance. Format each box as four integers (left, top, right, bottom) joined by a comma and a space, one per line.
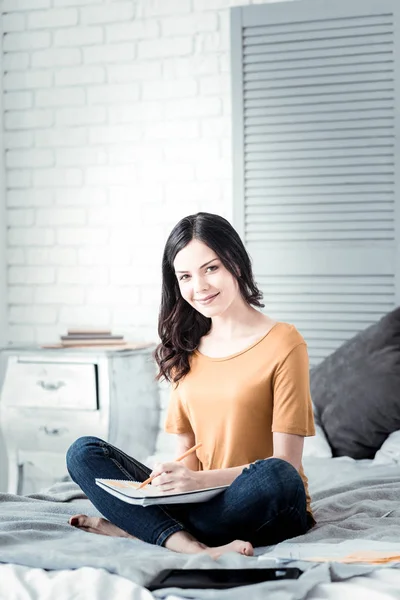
196, 293, 219, 305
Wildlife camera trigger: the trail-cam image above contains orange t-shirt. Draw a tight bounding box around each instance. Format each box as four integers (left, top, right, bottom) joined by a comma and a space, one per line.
164, 322, 316, 516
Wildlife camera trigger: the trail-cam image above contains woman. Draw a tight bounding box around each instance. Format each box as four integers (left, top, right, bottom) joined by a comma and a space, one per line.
66, 212, 316, 559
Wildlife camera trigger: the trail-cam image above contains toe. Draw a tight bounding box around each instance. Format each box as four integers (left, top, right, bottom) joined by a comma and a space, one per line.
69, 514, 87, 527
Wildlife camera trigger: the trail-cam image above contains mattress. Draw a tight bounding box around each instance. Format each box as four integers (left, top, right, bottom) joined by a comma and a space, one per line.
0, 455, 399, 600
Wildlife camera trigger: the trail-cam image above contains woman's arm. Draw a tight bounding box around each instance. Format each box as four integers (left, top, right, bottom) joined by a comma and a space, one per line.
174, 432, 199, 471
157, 432, 304, 490
271, 432, 304, 471
196, 432, 304, 488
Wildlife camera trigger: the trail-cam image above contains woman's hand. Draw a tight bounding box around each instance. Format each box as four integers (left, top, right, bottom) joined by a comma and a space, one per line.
149, 462, 202, 493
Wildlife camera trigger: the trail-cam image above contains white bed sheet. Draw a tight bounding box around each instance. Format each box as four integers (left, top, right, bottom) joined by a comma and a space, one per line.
0, 563, 152, 600
2, 557, 400, 600
307, 570, 400, 600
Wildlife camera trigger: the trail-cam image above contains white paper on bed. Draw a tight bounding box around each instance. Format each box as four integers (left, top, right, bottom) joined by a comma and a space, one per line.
260, 540, 400, 562
95, 478, 228, 506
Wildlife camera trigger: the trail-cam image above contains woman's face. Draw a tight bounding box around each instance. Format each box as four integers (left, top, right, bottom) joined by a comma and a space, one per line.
173, 239, 240, 317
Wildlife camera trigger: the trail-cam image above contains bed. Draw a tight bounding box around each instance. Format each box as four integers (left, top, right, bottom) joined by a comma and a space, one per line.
1, 309, 400, 599
1, 444, 400, 600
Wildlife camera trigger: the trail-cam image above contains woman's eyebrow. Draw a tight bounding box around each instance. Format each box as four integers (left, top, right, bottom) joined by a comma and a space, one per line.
175, 258, 218, 274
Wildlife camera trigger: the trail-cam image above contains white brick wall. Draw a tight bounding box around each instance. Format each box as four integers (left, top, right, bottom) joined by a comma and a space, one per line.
0, 23, 7, 346
1, 0, 277, 345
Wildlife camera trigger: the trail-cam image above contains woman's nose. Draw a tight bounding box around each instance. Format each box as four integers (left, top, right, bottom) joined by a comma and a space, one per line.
193, 276, 208, 292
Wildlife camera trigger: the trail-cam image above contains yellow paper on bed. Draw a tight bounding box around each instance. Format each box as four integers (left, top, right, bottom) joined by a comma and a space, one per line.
310, 550, 400, 564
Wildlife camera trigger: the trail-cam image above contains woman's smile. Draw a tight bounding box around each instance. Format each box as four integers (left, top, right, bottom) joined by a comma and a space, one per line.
196, 292, 220, 305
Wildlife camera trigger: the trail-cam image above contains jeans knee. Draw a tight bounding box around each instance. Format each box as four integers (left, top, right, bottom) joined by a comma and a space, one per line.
251, 458, 305, 508
272, 458, 305, 507
66, 435, 103, 474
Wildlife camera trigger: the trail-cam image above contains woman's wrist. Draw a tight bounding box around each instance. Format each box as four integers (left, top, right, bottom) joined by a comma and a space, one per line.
195, 465, 249, 488
194, 469, 210, 489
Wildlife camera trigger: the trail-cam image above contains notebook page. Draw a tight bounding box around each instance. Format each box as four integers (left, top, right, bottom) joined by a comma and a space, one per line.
96, 479, 172, 497
96, 478, 228, 498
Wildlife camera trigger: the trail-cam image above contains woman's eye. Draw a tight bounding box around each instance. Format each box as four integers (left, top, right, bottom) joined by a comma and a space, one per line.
179, 266, 217, 281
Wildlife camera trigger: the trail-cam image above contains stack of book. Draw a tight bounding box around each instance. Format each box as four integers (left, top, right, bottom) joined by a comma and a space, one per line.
60, 329, 127, 348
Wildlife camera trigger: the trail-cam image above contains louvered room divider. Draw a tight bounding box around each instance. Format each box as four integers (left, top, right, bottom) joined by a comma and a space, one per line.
231, 0, 399, 366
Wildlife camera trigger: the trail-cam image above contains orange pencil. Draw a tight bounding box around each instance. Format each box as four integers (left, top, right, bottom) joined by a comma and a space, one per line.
137, 442, 202, 490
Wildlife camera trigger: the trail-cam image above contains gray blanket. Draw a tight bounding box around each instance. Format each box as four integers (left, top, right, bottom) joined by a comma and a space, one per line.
0, 457, 399, 599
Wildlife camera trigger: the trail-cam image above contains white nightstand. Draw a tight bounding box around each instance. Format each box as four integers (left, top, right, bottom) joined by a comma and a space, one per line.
0, 345, 160, 495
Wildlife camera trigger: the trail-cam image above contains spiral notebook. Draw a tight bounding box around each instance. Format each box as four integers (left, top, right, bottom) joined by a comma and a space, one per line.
95, 478, 229, 506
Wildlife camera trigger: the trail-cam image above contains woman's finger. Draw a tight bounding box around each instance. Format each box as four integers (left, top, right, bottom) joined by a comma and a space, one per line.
152, 473, 174, 487
153, 462, 180, 475
158, 485, 175, 493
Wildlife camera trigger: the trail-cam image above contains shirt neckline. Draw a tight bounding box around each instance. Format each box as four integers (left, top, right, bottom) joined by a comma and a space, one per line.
194, 321, 282, 362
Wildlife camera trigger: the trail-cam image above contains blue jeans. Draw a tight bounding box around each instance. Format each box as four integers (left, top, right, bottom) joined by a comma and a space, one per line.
66, 436, 314, 548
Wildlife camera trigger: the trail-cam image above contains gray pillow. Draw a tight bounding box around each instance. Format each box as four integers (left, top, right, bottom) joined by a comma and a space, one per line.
310, 307, 400, 459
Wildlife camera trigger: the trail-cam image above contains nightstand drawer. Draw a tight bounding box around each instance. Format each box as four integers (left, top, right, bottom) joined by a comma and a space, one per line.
1, 359, 98, 410
6, 410, 106, 455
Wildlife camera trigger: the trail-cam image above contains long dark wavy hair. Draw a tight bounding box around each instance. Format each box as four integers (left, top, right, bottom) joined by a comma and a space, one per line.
153, 212, 264, 384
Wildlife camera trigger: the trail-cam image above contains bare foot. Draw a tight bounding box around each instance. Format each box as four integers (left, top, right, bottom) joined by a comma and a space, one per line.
69, 514, 135, 539
204, 540, 254, 560
164, 530, 254, 558
69, 516, 254, 559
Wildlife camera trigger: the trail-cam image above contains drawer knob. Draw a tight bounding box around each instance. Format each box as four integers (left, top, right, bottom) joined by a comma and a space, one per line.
36, 380, 66, 391
40, 426, 68, 436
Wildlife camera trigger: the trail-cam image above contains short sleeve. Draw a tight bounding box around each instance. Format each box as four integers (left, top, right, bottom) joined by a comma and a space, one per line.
164, 382, 193, 434
272, 343, 316, 437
